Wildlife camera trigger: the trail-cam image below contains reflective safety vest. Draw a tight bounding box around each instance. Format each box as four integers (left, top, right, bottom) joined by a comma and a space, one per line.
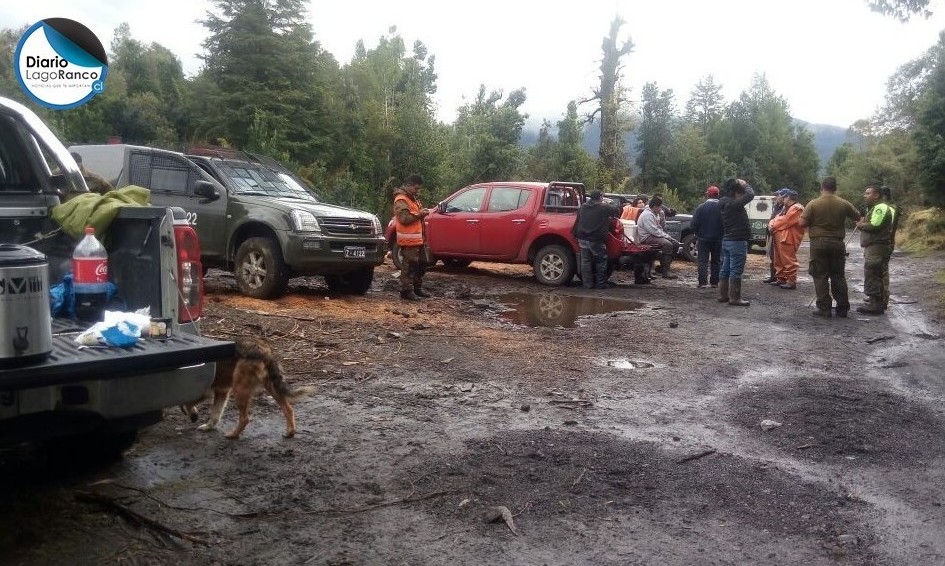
394, 193, 424, 247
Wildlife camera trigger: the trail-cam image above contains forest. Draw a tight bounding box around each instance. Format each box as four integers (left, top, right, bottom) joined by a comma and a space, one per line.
1, 0, 943, 241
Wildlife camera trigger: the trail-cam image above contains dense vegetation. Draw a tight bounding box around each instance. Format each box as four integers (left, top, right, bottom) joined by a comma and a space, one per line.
1, 0, 943, 232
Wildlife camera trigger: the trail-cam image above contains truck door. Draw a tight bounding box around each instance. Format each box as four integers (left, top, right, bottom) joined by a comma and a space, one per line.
425, 186, 486, 255
478, 186, 533, 258
132, 150, 228, 264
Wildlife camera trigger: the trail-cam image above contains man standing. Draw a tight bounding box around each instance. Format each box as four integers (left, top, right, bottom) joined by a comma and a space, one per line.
797, 176, 861, 317
855, 184, 896, 315
768, 189, 805, 289
392, 174, 431, 301
690, 185, 723, 288
762, 189, 788, 284
572, 190, 620, 289
718, 178, 755, 306
637, 196, 680, 280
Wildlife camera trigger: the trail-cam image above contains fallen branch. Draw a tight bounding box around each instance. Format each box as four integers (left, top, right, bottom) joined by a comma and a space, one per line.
299, 489, 456, 515
75, 491, 209, 545
866, 335, 895, 344
87, 480, 258, 518
571, 467, 588, 489
795, 443, 816, 450
676, 449, 716, 464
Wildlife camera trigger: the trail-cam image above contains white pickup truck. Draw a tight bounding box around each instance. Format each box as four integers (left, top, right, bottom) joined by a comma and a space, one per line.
0, 96, 234, 457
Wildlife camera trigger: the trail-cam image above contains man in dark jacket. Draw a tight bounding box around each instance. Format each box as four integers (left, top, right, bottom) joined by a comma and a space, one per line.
690, 185, 723, 288
718, 178, 755, 306
572, 190, 619, 289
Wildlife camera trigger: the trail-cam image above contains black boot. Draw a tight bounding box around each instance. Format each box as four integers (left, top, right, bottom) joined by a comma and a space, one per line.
413, 286, 432, 298
717, 279, 730, 302
400, 289, 420, 301
728, 279, 750, 306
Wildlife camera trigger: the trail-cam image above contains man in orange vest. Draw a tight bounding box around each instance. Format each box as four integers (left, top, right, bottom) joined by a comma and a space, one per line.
393, 174, 431, 300
768, 189, 805, 289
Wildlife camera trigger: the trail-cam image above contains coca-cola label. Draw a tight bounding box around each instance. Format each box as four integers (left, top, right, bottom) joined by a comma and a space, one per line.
73, 258, 108, 283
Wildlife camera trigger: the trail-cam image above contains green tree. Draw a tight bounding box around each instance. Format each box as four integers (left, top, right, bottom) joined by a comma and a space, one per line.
636, 82, 675, 191
449, 85, 527, 186
199, 0, 336, 163
684, 74, 724, 137
914, 31, 945, 205
554, 101, 597, 184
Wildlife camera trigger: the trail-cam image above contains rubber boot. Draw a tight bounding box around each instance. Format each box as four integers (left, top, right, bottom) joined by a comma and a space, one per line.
728, 279, 750, 306
717, 279, 730, 303
413, 286, 432, 298
856, 298, 884, 315
400, 289, 420, 301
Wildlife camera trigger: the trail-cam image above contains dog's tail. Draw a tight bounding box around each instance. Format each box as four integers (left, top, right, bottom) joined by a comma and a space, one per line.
268, 358, 316, 400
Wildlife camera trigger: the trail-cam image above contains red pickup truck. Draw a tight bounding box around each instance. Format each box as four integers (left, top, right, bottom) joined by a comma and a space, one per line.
385, 181, 655, 286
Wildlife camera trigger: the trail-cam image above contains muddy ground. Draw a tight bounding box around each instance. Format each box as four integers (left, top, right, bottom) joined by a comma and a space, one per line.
2, 244, 945, 566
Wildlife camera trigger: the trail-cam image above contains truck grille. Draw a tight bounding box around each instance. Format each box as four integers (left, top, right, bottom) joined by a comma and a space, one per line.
319, 217, 374, 236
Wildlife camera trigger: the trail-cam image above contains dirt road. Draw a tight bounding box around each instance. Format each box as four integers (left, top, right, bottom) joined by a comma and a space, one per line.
2, 246, 944, 565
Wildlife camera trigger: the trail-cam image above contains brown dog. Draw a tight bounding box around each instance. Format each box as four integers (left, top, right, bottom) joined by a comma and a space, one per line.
182, 337, 314, 439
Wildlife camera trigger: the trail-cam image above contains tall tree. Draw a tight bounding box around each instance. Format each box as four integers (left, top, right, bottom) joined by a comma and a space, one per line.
450, 85, 527, 186
199, 0, 336, 163
585, 16, 635, 191
914, 31, 945, 205
636, 82, 675, 190
684, 75, 724, 137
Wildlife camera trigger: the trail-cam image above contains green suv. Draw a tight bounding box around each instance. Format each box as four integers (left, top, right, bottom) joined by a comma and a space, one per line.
69, 144, 386, 299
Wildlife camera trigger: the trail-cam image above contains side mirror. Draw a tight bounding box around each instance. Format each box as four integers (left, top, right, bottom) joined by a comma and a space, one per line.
437, 201, 447, 214
193, 180, 220, 201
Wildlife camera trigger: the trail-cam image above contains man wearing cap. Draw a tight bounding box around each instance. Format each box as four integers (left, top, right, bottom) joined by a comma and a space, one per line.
763, 189, 788, 284
572, 190, 620, 289
797, 176, 861, 317
690, 185, 723, 288
768, 189, 805, 289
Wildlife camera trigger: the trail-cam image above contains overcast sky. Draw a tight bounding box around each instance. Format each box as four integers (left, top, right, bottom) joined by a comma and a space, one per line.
4, 0, 945, 128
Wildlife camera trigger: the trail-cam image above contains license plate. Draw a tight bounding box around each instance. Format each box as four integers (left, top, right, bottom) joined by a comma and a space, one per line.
343, 246, 366, 259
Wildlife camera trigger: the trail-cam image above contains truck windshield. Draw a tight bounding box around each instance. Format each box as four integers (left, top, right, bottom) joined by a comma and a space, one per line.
216, 160, 317, 202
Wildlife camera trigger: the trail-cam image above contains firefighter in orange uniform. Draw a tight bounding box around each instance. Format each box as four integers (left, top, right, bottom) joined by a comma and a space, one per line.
768, 189, 805, 289
392, 174, 431, 300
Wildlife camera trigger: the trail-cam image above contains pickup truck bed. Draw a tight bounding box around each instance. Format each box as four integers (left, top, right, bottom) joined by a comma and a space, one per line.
0, 319, 233, 390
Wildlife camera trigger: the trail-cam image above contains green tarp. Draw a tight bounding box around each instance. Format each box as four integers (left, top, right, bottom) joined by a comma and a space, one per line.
52, 185, 151, 239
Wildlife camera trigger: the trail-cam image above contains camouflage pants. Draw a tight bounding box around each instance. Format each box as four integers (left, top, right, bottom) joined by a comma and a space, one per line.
863, 243, 892, 307
399, 246, 427, 291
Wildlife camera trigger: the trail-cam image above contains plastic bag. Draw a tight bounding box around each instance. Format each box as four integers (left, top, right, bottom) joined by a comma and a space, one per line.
74, 307, 151, 347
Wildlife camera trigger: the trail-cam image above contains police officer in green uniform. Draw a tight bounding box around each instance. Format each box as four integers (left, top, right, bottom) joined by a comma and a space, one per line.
856, 184, 896, 315
798, 176, 861, 318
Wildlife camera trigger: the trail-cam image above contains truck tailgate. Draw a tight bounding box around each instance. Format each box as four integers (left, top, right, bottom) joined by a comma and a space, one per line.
0, 326, 235, 390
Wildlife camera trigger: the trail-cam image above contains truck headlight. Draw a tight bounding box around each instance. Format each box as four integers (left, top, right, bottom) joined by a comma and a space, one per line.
371, 215, 382, 236
291, 210, 321, 233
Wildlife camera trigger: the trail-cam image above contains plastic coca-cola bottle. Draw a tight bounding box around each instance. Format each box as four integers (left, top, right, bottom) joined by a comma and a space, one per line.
72, 226, 109, 322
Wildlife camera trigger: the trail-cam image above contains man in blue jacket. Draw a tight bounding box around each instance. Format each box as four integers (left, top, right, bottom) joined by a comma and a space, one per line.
690, 185, 723, 288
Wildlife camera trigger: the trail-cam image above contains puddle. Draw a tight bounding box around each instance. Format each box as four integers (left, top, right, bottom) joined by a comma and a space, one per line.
486, 292, 644, 328
603, 358, 656, 369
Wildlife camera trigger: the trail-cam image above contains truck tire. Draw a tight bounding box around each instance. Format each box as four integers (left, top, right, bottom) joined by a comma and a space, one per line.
325, 266, 374, 295
235, 237, 289, 299
533, 245, 575, 286
442, 258, 472, 269
681, 234, 697, 262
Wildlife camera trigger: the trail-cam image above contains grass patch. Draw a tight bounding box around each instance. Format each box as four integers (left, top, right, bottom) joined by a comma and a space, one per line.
896, 207, 945, 254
